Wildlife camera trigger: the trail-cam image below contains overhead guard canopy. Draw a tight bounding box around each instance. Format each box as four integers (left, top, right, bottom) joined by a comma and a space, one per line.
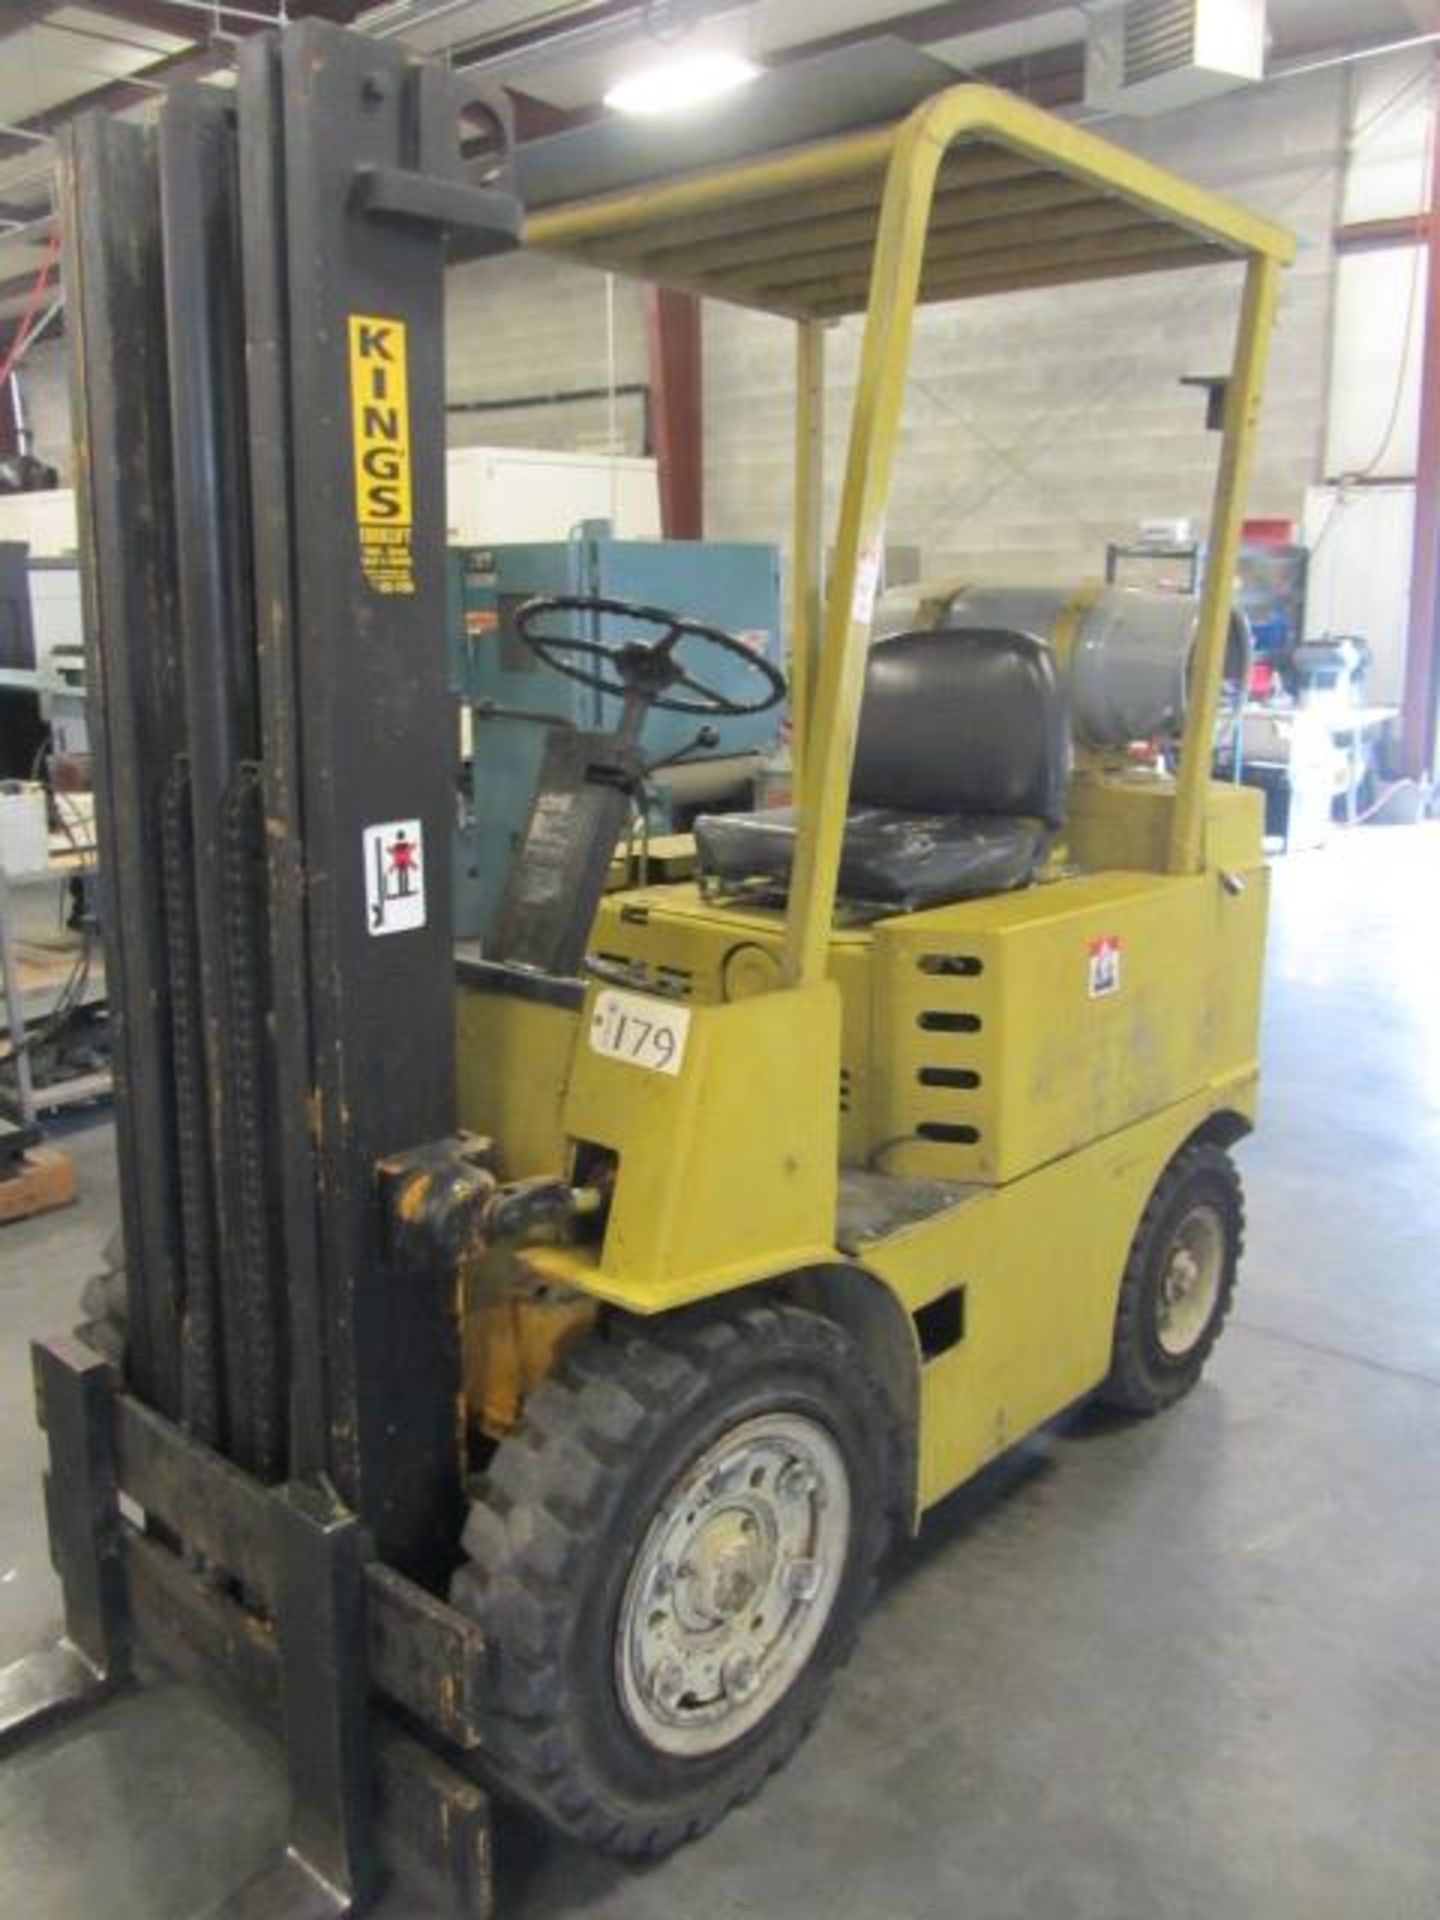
524, 84, 1296, 320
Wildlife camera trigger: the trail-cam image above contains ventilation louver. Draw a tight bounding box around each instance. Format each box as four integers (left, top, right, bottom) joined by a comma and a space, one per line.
1084, 0, 1265, 117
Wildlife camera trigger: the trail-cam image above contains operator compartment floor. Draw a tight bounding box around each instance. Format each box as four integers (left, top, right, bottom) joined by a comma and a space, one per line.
837, 1167, 983, 1254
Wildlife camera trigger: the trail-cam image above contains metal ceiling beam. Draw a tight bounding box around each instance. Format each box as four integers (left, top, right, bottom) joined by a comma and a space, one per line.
775, 0, 1076, 67
0, 1, 68, 41
1270, 8, 1429, 62
0, 47, 208, 163
971, 41, 1083, 107
423, 0, 1074, 77
44, 0, 246, 38
448, 1, 664, 72
0, 259, 63, 304
78, 0, 361, 32
0, 1, 372, 166
485, 0, 1432, 112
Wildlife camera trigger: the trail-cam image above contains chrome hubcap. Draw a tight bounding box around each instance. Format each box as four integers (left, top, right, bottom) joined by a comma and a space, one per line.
615, 1412, 851, 1757
1156, 1202, 1224, 1357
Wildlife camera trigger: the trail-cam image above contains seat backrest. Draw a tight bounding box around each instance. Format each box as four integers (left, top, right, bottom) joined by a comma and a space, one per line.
851, 627, 1068, 828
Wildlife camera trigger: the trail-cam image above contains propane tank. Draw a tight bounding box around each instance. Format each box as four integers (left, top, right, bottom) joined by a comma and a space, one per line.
873, 582, 1251, 750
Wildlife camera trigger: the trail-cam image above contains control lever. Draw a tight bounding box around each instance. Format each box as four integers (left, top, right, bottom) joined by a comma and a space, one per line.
642, 723, 721, 778
619, 726, 723, 894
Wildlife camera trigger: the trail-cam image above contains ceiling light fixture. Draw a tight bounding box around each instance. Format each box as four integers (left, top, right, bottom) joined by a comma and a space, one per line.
604, 49, 761, 117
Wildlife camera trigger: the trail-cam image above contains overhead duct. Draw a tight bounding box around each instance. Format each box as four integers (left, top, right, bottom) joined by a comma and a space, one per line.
1084, 0, 1266, 117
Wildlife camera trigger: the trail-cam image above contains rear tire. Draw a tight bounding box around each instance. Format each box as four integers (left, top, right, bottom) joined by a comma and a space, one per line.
450, 1301, 899, 1858
1101, 1140, 1242, 1414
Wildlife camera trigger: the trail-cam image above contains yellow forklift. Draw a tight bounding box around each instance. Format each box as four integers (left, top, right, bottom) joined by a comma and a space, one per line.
450, 87, 1292, 1857
1, 22, 1291, 1914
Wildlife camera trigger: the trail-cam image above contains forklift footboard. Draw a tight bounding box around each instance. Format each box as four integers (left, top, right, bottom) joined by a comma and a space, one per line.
3, 1337, 496, 1918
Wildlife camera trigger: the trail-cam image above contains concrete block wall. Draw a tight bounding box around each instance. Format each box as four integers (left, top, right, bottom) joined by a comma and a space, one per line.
704, 65, 1347, 588
11, 247, 651, 484
444, 246, 650, 457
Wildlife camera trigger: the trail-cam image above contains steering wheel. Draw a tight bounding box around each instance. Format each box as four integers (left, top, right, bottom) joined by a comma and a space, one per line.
514, 593, 786, 718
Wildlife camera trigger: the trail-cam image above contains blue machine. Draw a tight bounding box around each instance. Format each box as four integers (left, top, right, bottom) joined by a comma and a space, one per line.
449, 522, 783, 942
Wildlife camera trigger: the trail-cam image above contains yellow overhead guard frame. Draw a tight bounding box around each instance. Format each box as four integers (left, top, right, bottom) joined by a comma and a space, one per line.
526, 84, 1296, 989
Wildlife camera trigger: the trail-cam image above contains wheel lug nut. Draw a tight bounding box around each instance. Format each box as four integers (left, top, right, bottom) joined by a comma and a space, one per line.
722, 1652, 759, 1703
778, 1462, 816, 1501
653, 1658, 685, 1710
785, 1557, 820, 1600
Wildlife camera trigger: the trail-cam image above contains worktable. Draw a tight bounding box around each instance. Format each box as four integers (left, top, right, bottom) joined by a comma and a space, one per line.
0, 843, 108, 1126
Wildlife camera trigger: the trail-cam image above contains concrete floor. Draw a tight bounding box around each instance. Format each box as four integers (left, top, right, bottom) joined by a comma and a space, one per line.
2, 825, 1438, 1919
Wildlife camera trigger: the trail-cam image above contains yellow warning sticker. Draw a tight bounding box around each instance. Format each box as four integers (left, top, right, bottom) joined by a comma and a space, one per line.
348, 314, 415, 596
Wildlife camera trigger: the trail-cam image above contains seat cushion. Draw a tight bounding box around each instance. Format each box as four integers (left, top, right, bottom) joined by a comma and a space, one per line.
694, 805, 1046, 911
853, 628, 1067, 827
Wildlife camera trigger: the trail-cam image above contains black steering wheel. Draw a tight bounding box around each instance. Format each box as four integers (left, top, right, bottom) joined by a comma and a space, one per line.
514, 593, 786, 718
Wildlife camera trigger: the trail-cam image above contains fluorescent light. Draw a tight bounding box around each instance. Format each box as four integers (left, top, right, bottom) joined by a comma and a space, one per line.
604, 50, 761, 117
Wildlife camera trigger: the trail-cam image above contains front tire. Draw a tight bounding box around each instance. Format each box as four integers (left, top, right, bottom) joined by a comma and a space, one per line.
1101, 1139, 1243, 1414
450, 1301, 899, 1858
77, 1223, 127, 1366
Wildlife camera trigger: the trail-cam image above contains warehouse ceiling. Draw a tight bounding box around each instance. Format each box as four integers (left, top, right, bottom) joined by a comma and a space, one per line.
0, 0, 1435, 335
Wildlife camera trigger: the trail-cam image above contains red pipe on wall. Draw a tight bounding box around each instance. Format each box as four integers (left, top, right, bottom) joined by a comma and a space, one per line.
646, 287, 703, 540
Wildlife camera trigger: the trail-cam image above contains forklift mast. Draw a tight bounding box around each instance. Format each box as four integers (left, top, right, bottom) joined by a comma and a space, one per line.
72, 25, 517, 1576
0, 23, 523, 1915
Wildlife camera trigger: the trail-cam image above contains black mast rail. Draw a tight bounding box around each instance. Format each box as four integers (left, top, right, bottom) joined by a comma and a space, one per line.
62, 112, 191, 1426
160, 79, 283, 1473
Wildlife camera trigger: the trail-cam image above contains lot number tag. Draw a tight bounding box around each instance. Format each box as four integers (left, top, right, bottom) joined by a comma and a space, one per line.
589, 988, 691, 1076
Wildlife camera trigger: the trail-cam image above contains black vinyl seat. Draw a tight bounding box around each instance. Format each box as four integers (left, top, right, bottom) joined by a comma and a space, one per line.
695, 627, 1068, 913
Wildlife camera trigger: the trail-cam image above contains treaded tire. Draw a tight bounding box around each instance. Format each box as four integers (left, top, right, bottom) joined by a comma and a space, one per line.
1101, 1139, 1243, 1415
77, 1223, 128, 1367
450, 1300, 900, 1859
